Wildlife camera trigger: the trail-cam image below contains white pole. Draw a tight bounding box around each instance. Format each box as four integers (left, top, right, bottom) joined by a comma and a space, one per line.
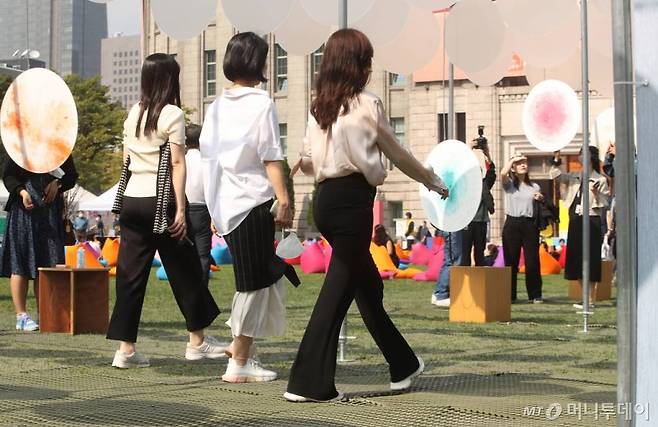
579, 0, 592, 333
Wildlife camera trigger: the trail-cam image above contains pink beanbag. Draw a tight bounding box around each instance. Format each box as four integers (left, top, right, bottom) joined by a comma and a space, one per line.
413, 246, 445, 282
211, 234, 222, 248
410, 243, 432, 266
322, 243, 333, 272
380, 271, 396, 280
300, 241, 326, 274
492, 246, 505, 267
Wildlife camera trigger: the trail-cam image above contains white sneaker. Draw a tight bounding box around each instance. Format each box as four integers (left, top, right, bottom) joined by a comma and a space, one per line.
432, 297, 450, 308
185, 336, 228, 360
390, 356, 424, 391
222, 358, 277, 383
283, 390, 344, 403
112, 350, 150, 369
573, 303, 595, 309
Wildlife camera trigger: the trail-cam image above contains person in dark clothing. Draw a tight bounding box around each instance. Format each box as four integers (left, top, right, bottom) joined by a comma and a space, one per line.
461, 136, 496, 266
0, 155, 78, 331
373, 224, 400, 267
404, 211, 415, 249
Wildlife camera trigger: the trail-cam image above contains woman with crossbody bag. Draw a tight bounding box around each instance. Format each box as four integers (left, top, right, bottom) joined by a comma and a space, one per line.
106, 53, 222, 368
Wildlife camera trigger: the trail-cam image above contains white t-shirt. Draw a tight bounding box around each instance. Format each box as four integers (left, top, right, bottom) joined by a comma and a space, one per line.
200, 87, 283, 235
185, 148, 205, 204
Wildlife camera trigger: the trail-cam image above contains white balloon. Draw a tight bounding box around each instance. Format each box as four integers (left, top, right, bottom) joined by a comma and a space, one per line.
274, 1, 331, 56
594, 107, 615, 158
222, 0, 294, 35
522, 79, 581, 152
589, 49, 613, 97
152, 0, 216, 40
498, 0, 578, 38
300, 0, 375, 27
525, 52, 582, 89
374, 7, 441, 75
514, 14, 579, 68
419, 140, 483, 232
405, 0, 456, 12
352, 0, 410, 46
445, 0, 507, 74
464, 34, 514, 87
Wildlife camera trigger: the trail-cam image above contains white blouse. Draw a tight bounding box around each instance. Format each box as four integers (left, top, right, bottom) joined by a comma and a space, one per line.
303, 91, 388, 187
200, 87, 283, 235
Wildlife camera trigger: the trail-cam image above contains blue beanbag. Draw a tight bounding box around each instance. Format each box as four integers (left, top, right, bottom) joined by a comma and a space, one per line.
156, 266, 168, 280
211, 245, 233, 265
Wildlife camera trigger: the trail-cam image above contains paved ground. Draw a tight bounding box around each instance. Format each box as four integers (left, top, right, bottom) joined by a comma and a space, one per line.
0, 269, 617, 426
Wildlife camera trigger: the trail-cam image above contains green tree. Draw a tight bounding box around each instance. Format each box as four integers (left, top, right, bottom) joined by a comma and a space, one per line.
65, 75, 126, 194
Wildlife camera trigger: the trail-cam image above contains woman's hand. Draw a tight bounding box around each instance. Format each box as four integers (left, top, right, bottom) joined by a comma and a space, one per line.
426, 169, 449, 199
275, 202, 293, 228
20, 190, 34, 210
43, 180, 60, 204
289, 158, 302, 178
168, 209, 187, 241
533, 192, 545, 201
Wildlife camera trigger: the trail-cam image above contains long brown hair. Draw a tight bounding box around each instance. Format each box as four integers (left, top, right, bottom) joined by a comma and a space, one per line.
136, 53, 181, 137
311, 29, 373, 131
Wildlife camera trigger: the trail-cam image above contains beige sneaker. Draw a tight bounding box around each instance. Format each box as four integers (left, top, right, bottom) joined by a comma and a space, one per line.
390, 356, 424, 391
222, 358, 277, 383
283, 390, 344, 403
185, 336, 228, 360
112, 350, 150, 369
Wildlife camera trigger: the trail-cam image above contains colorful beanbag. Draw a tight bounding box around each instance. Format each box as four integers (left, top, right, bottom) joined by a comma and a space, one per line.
559, 246, 567, 268
300, 241, 326, 274
65, 243, 103, 268
413, 246, 445, 282
370, 243, 423, 279
395, 243, 411, 261
211, 245, 233, 265
492, 246, 505, 267
380, 271, 396, 280
540, 246, 562, 275
410, 243, 432, 266
156, 266, 168, 280
101, 238, 120, 267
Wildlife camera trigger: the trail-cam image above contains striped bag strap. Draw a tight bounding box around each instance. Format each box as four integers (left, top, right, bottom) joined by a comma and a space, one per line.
153, 142, 174, 234
111, 156, 131, 215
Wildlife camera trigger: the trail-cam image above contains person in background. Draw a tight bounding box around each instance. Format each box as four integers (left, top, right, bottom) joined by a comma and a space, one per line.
549, 245, 560, 260
500, 155, 544, 304
551, 147, 610, 309
431, 229, 461, 308
404, 212, 415, 249
461, 135, 496, 266
483, 243, 499, 267
185, 124, 213, 288
417, 221, 432, 245
201, 32, 299, 383
0, 155, 78, 331
373, 224, 400, 268
91, 214, 105, 238
557, 238, 566, 253
106, 53, 222, 368
73, 210, 89, 242
286, 28, 448, 403
111, 214, 120, 237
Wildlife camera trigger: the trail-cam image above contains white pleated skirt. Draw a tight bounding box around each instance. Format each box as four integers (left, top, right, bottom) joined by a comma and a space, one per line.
225, 279, 286, 338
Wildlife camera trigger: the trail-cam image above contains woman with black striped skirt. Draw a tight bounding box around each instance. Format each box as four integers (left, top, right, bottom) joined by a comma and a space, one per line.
200, 32, 299, 383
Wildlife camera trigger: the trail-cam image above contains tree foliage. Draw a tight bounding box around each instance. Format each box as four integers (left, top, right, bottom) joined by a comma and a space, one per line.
65, 75, 126, 194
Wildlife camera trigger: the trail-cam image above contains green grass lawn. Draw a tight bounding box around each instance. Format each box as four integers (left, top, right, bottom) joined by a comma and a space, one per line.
0, 267, 617, 426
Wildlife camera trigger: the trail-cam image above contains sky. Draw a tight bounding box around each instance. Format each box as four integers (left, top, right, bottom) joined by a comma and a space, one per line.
106, 0, 141, 37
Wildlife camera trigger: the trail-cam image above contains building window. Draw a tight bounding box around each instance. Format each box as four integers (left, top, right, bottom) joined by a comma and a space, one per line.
275, 44, 288, 92
437, 112, 466, 143
388, 117, 406, 170
311, 45, 324, 84
389, 73, 406, 86
279, 123, 288, 156
204, 50, 217, 97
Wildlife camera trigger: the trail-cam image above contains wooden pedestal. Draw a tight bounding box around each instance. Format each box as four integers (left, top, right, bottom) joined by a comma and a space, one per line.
568, 260, 614, 301
449, 266, 512, 323
39, 268, 110, 334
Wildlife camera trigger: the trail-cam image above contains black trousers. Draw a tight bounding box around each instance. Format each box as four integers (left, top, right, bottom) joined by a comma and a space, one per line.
502, 216, 542, 301
460, 221, 488, 266
106, 197, 220, 343
287, 174, 419, 401
188, 204, 212, 288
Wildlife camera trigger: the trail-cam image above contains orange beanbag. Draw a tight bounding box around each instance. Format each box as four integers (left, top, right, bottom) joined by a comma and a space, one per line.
540, 246, 562, 275
109, 266, 117, 277
370, 243, 423, 279
395, 243, 411, 261
101, 238, 120, 267
65, 243, 103, 268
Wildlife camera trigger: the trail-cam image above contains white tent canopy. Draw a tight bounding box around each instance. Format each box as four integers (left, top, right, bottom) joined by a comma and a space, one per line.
79, 184, 118, 212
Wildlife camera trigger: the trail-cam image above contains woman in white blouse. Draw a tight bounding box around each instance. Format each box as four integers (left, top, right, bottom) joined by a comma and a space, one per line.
285, 29, 448, 403
201, 33, 299, 383
107, 53, 222, 368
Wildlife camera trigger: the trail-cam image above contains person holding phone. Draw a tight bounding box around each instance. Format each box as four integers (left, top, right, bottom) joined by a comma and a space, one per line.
286, 29, 448, 402
200, 33, 299, 383
106, 53, 222, 368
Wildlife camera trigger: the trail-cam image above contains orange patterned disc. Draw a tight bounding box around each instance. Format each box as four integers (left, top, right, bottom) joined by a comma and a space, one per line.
0, 68, 77, 173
